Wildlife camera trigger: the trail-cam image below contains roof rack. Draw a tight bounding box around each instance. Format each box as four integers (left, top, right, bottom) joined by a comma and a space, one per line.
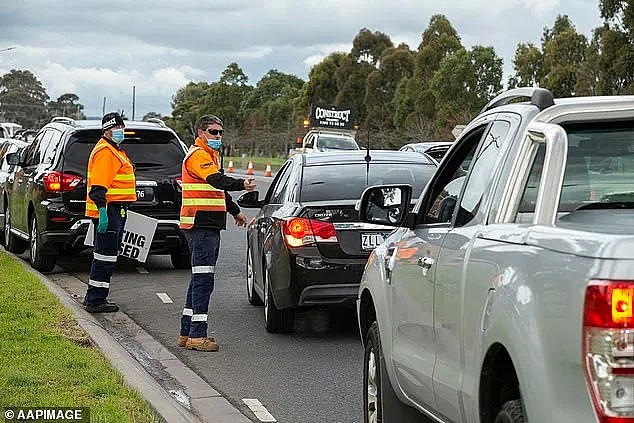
480, 87, 555, 114
146, 118, 166, 128
51, 116, 77, 126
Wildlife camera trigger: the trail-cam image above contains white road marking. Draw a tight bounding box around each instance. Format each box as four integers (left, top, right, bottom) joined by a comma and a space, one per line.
242, 399, 277, 422
136, 267, 149, 274
156, 293, 173, 304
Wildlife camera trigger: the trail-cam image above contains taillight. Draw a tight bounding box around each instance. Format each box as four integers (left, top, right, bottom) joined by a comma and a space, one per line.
282, 218, 338, 248
43, 171, 82, 192
583, 280, 634, 422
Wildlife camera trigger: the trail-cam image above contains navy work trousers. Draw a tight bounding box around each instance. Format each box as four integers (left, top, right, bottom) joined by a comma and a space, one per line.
180, 228, 221, 338
84, 203, 126, 306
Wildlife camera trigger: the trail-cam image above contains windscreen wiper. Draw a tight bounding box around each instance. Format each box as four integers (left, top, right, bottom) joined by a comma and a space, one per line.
573, 201, 634, 211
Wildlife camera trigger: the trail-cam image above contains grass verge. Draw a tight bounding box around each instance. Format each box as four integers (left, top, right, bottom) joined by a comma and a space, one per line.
0, 252, 161, 423
224, 156, 285, 171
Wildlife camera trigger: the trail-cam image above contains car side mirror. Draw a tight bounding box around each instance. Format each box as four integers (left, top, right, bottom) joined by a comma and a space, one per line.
359, 185, 412, 226
5, 152, 20, 166
238, 191, 265, 208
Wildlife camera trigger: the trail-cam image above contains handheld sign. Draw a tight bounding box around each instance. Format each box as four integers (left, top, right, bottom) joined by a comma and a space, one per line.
85, 211, 158, 263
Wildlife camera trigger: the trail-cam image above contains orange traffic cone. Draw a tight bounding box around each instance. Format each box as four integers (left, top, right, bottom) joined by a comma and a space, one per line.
264, 164, 272, 177
246, 161, 255, 175
227, 160, 235, 173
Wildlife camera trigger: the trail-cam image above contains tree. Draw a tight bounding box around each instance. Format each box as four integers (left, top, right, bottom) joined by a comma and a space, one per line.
219, 62, 249, 86
166, 81, 210, 143
508, 43, 544, 88
47, 93, 85, 119
142, 111, 163, 121
351, 28, 393, 66
540, 15, 588, 97
0, 69, 50, 129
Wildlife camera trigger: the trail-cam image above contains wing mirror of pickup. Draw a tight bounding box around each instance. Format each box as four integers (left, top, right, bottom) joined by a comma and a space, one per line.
237, 191, 265, 208
358, 184, 412, 227
5, 152, 20, 166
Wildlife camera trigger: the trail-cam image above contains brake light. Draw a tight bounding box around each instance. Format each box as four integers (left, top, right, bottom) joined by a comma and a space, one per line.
43, 171, 82, 192
282, 218, 338, 248
583, 280, 634, 422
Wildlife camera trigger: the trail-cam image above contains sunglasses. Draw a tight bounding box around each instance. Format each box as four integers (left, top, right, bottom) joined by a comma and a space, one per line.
204, 129, 224, 136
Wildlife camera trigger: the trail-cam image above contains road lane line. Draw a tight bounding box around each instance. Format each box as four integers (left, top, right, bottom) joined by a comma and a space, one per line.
136, 267, 149, 274
156, 293, 173, 304
242, 399, 277, 422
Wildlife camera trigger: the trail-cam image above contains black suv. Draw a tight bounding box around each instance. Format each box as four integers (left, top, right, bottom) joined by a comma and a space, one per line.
2, 117, 190, 272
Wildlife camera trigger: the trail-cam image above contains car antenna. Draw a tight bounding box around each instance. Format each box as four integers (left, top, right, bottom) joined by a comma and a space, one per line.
365, 125, 371, 185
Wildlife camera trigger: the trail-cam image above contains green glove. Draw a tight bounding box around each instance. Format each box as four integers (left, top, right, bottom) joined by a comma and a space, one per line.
97, 207, 109, 233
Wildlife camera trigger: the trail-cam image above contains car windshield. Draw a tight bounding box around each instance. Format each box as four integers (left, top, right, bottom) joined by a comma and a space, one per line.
300, 162, 436, 202
317, 136, 358, 150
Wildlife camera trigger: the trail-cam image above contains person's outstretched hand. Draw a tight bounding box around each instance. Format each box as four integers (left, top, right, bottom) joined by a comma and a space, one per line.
243, 178, 256, 192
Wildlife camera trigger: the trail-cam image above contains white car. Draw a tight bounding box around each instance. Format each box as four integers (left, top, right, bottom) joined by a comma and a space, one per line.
301, 130, 360, 153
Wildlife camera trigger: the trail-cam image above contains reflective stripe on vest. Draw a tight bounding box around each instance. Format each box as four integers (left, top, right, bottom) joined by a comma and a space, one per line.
85, 138, 137, 218
179, 146, 226, 230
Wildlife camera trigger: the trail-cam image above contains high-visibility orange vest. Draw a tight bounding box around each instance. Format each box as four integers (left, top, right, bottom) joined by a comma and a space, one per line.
85, 138, 137, 218
179, 146, 226, 230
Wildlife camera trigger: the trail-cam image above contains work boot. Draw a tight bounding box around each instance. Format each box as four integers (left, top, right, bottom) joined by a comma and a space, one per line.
185, 337, 219, 352
178, 336, 188, 347
84, 301, 119, 313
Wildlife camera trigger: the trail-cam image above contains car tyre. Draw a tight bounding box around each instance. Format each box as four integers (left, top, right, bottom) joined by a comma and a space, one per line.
30, 215, 56, 273
263, 266, 294, 333
494, 400, 525, 423
170, 248, 191, 269
4, 205, 27, 254
246, 247, 263, 305
364, 321, 422, 423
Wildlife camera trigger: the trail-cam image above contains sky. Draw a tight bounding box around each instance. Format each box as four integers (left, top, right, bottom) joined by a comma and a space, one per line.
0, 0, 603, 120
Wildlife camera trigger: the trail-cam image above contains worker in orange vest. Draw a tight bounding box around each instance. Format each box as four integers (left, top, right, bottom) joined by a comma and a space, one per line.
83, 112, 137, 313
178, 114, 256, 352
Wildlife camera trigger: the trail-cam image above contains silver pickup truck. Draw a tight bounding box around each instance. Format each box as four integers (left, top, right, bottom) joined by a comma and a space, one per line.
356, 87, 634, 423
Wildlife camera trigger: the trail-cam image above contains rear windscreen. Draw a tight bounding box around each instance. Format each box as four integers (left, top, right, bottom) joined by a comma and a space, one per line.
317, 136, 359, 150
300, 162, 436, 202
63, 129, 185, 174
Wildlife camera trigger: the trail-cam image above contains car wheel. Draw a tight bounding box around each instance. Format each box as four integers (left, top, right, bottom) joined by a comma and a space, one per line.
29, 215, 56, 273
170, 249, 191, 269
4, 205, 27, 254
364, 322, 382, 423
263, 266, 294, 333
246, 247, 263, 305
494, 400, 525, 423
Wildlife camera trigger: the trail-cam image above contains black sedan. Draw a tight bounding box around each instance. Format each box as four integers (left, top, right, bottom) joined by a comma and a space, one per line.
238, 150, 437, 332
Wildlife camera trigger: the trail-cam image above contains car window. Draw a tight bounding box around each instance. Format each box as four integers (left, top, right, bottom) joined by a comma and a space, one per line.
62, 129, 185, 176
516, 119, 634, 221
42, 129, 62, 164
300, 162, 436, 202
23, 129, 51, 167
421, 125, 487, 224
316, 135, 358, 150
266, 161, 293, 204
454, 120, 511, 226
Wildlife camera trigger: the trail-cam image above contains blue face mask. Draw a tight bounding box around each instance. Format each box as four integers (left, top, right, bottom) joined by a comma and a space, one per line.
207, 139, 222, 150
111, 128, 125, 144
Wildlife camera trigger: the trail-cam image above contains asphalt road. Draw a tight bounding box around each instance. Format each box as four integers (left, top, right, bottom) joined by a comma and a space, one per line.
51, 175, 365, 423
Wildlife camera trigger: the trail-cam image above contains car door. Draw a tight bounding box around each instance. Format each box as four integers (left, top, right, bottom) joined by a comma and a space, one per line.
251, 160, 294, 288
388, 115, 494, 412
432, 116, 517, 422
12, 130, 51, 233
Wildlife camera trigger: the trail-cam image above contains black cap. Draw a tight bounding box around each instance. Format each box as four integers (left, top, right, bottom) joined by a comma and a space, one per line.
102, 112, 125, 131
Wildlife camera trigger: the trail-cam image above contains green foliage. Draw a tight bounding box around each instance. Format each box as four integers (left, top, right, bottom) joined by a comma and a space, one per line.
0, 69, 51, 129
48, 93, 85, 120
351, 28, 393, 65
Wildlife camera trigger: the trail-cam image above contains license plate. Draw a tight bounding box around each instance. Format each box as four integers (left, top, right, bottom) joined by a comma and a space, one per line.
136, 187, 154, 202
361, 233, 385, 250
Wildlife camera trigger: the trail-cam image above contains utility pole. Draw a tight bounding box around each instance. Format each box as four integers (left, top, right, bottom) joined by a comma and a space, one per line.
102, 97, 106, 115
132, 85, 136, 121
